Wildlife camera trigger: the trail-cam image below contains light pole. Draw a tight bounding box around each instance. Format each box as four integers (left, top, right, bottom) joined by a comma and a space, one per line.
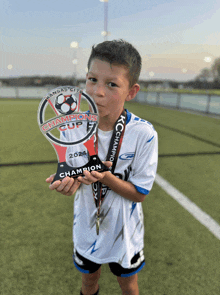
100, 0, 109, 41
7, 64, 13, 70
204, 56, 212, 63
70, 41, 79, 85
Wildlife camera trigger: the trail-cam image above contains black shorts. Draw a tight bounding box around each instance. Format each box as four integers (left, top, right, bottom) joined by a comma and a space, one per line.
73, 249, 145, 277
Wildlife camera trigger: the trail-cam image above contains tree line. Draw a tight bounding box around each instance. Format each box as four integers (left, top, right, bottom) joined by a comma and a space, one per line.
1, 57, 220, 90
0, 76, 81, 87
196, 57, 220, 83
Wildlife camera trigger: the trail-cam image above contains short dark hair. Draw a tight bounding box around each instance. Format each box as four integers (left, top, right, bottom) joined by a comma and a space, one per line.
87, 39, 142, 87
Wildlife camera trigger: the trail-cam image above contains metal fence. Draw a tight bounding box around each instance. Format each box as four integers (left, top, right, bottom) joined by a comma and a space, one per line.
1, 87, 220, 117
134, 91, 220, 116
0, 86, 53, 99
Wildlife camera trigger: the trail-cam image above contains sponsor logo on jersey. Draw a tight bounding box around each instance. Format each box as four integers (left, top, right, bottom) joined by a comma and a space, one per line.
119, 152, 135, 160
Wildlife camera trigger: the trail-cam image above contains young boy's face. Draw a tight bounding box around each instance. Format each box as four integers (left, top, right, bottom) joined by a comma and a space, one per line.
86, 58, 139, 129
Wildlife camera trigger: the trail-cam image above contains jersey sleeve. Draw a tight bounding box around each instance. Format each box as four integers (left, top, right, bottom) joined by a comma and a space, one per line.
129, 124, 158, 195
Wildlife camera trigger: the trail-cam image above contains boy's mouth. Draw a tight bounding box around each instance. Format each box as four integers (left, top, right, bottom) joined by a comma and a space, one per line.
96, 103, 104, 108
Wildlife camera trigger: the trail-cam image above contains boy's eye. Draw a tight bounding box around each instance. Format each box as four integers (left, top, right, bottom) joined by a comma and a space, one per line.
88, 77, 97, 82
108, 82, 117, 87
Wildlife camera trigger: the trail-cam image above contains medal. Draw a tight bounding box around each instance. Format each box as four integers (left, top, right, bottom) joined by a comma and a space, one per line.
96, 214, 100, 235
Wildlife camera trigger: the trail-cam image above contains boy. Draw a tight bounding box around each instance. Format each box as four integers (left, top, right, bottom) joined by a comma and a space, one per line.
46, 39, 158, 295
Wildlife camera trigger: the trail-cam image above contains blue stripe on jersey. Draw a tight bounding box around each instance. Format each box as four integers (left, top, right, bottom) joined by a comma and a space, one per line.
62, 131, 66, 138
125, 109, 131, 124
73, 261, 90, 274
87, 240, 99, 254
130, 202, 137, 217
135, 185, 150, 195
147, 135, 154, 143
120, 261, 146, 277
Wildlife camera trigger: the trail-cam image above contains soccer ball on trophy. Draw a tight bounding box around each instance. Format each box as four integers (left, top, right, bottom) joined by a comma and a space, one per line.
55, 94, 78, 115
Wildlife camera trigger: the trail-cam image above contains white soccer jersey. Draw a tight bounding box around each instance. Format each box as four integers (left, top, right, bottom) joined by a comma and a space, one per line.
61, 109, 158, 269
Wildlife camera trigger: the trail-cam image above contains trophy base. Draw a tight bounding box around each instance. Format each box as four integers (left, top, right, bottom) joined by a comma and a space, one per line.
52, 155, 109, 183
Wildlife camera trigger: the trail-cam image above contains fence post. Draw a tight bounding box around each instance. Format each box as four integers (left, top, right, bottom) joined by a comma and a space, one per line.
156, 92, 160, 105
206, 94, 211, 114
176, 92, 181, 109
145, 91, 148, 103
15, 87, 19, 99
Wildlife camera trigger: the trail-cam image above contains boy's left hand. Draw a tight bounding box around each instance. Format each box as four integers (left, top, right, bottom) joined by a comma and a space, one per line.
77, 161, 112, 185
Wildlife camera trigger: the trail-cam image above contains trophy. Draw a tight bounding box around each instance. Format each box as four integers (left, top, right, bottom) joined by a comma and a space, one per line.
37, 86, 108, 183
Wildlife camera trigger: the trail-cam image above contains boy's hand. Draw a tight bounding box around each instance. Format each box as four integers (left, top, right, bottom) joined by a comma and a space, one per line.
77, 161, 112, 185
46, 174, 81, 196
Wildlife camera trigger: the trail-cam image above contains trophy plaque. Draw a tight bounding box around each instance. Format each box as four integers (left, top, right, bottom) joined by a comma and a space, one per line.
37, 86, 108, 183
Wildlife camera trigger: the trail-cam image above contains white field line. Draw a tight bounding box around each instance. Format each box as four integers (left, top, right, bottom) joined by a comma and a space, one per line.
155, 174, 220, 240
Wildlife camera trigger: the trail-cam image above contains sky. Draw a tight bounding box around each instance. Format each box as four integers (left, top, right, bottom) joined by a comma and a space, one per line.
1, 0, 220, 81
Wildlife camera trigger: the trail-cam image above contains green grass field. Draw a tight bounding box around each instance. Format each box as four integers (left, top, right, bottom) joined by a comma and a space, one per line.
1, 98, 220, 295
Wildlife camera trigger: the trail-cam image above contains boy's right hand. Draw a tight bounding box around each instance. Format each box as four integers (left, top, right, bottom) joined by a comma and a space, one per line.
46, 174, 81, 196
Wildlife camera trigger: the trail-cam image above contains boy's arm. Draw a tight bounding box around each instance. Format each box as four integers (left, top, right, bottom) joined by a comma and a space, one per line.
78, 169, 146, 203
78, 129, 158, 202
78, 130, 158, 203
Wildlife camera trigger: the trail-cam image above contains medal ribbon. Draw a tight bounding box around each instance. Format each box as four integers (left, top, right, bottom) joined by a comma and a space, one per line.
92, 109, 127, 234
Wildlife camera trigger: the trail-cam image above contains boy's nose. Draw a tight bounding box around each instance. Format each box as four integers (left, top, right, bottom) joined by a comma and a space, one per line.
94, 84, 105, 96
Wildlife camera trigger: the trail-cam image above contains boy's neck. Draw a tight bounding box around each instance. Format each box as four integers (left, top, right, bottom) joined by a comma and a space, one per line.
98, 108, 126, 131
98, 118, 114, 131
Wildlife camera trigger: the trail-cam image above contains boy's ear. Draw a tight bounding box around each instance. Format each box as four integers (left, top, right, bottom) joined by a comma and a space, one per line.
126, 84, 140, 102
